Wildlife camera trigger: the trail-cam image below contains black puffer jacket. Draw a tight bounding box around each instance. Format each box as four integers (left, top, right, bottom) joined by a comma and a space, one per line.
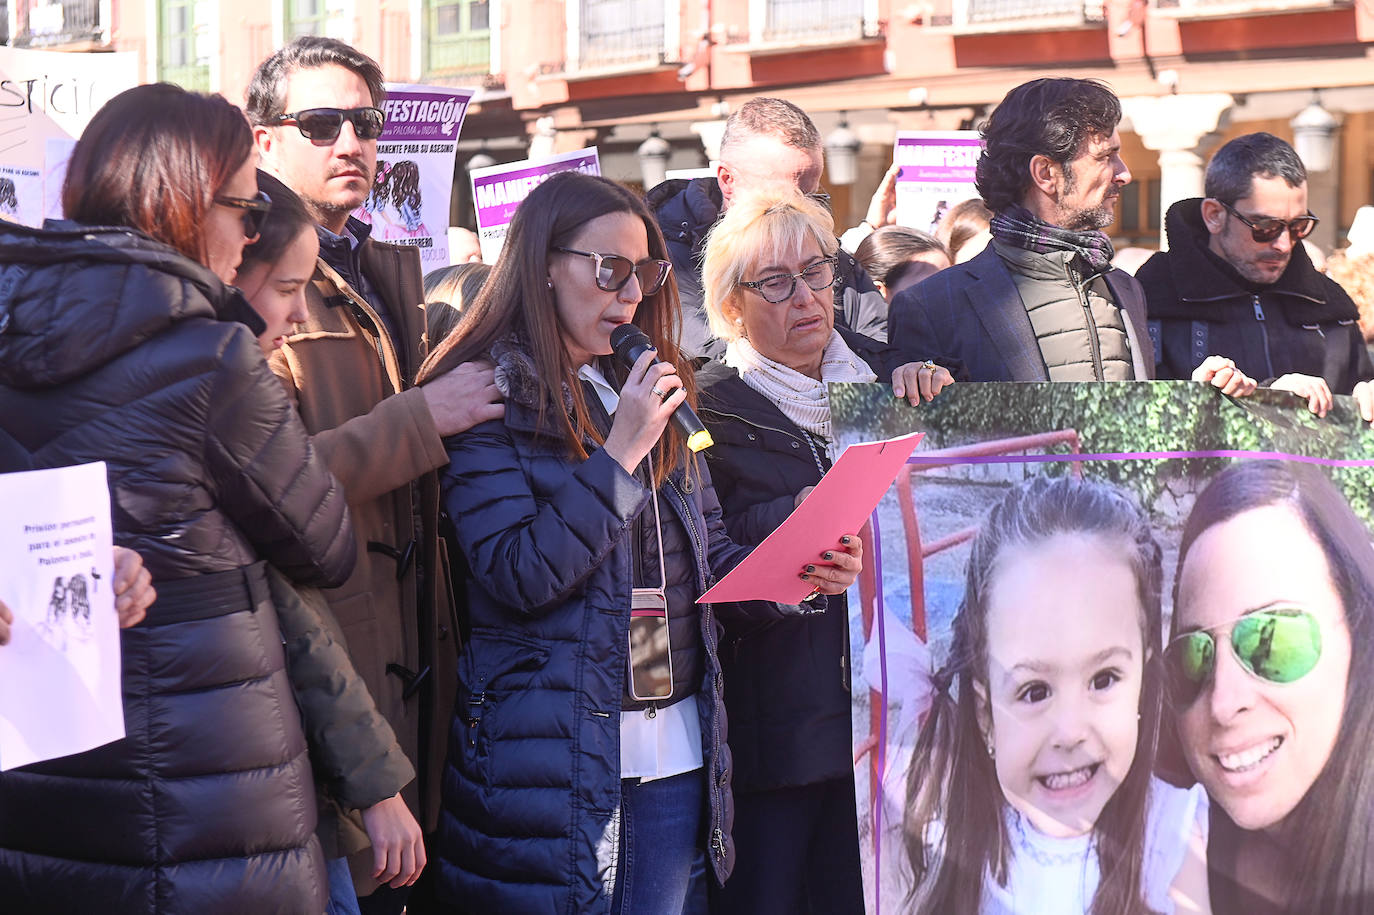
647, 178, 892, 365
435, 339, 804, 912
0, 222, 354, 913
695, 359, 852, 793
1139, 198, 1374, 393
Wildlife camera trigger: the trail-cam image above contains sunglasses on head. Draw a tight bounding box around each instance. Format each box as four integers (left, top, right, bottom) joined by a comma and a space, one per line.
1217, 200, 1319, 244
214, 191, 272, 240
276, 107, 386, 142
553, 247, 672, 295
1165, 607, 1322, 708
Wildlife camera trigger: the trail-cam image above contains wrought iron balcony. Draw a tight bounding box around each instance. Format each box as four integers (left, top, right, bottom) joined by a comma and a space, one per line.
1152, 0, 1351, 18
576, 0, 668, 70
918, 0, 1105, 31
760, 0, 878, 43
13, 0, 104, 48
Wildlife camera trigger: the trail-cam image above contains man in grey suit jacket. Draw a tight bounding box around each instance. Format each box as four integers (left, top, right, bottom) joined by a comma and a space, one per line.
890, 78, 1170, 384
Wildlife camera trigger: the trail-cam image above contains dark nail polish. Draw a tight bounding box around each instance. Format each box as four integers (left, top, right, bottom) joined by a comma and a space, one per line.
823, 551, 834, 561
841, 535, 852, 545
806, 564, 815, 573
799, 573, 809, 581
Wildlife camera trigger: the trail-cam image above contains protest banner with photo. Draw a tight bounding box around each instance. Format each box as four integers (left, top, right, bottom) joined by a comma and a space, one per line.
892, 131, 981, 234
0, 47, 138, 224
353, 84, 473, 271
831, 381, 1374, 914
0, 462, 121, 770
470, 147, 601, 263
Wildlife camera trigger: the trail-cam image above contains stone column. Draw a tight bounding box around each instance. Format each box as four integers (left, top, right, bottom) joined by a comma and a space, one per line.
1121, 93, 1234, 250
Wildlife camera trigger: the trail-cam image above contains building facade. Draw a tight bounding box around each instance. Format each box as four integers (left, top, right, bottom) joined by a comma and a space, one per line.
25, 0, 1374, 249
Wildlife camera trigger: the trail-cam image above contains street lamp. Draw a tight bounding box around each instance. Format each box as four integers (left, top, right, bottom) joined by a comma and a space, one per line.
466, 149, 497, 173
825, 112, 862, 186
1290, 92, 1339, 173
637, 128, 671, 190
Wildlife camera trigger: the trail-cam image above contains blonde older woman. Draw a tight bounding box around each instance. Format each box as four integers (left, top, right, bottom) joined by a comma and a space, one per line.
695, 190, 952, 915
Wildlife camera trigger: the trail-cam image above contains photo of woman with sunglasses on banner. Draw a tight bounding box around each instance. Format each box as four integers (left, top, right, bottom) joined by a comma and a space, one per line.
905, 474, 1210, 915
416, 170, 864, 914
1166, 460, 1374, 915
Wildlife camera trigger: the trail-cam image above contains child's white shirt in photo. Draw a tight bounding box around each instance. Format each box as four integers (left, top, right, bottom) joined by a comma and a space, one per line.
980, 777, 1209, 915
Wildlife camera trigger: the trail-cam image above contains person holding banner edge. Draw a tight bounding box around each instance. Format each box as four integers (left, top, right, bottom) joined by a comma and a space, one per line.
694, 188, 953, 915
417, 171, 862, 914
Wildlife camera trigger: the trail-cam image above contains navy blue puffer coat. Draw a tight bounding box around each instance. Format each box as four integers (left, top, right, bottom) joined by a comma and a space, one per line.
0, 221, 354, 913
434, 341, 801, 913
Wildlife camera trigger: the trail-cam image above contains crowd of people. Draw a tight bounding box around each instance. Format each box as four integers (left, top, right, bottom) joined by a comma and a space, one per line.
0, 32, 1371, 915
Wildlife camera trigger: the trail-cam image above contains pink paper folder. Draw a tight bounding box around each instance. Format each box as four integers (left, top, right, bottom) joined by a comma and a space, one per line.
697, 431, 924, 605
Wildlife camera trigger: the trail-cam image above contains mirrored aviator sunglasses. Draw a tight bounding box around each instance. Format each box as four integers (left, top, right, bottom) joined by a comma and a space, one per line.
554, 247, 672, 295
277, 106, 386, 141
1164, 607, 1322, 708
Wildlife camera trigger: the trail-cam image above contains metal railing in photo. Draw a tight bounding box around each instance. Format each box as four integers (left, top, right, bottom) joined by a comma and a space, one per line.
853, 429, 1083, 807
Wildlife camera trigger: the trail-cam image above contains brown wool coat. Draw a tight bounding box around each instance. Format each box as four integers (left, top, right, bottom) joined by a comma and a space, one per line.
268, 238, 459, 890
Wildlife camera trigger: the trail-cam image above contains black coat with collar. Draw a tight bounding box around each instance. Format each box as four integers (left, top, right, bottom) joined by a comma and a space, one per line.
887, 243, 1155, 382
694, 359, 853, 793
1138, 198, 1373, 393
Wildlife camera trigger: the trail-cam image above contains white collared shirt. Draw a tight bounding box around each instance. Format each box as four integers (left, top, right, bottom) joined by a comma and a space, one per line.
578, 363, 704, 782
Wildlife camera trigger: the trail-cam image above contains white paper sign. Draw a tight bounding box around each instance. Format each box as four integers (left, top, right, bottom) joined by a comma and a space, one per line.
0, 462, 122, 770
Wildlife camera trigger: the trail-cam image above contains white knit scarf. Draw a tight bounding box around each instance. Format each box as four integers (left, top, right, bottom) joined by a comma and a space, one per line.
723, 332, 877, 453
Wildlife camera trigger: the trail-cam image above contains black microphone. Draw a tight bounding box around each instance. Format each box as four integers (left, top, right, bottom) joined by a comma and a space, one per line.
610, 323, 714, 453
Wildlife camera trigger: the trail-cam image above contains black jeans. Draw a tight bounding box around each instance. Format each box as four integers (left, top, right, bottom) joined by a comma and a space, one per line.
711, 777, 864, 915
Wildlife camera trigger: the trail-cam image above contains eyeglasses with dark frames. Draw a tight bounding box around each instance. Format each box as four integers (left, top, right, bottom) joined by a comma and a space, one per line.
553, 247, 673, 295
1216, 199, 1319, 244
214, 191, 272, 240
275, 107, 386, 142
738, 257, 838, 304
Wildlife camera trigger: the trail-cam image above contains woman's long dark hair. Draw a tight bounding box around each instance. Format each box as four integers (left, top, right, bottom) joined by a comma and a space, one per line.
905, 474, 1164, 915
417, 171, 692, 486
1172, 461, 1374, 913
62, 83, 253, 266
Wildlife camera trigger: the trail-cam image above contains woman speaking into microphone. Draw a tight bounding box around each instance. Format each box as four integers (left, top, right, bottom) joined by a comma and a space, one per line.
416, 171, 863, 915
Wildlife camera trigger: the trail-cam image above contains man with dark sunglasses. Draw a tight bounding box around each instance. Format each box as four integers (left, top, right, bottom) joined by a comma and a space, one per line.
1139, 132, 1374, 421
246, 36, 504, 915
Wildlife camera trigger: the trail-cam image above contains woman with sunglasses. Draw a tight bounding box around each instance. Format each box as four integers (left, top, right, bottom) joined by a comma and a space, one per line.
416, 171, 863, 914
1139, 132, 1374, 423
694, 189, 954, 915
0, 83, 354, 911
1166, 460, 1374, 914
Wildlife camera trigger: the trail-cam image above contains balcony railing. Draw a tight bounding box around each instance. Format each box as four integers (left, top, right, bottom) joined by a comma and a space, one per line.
13, 0, 103, 47
922, 0, 1106, 31
761, 0, 875, 43
1152, 0, 1351, 17
577, 0, 666, 70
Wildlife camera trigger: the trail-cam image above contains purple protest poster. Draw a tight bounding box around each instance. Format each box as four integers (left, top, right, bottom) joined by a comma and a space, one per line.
352, 83, 473, 270
470, 147, 601, 262
892, 131, 982, 234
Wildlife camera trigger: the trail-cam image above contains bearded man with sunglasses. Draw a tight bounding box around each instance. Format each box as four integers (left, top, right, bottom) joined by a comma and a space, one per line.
1139, 132, 1374, 420
246, 37, 504, 915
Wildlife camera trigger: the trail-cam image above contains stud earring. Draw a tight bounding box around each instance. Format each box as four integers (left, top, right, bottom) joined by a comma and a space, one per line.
734, 317, 743, 326
985, 738, 995, 759
546, 279, 554, 290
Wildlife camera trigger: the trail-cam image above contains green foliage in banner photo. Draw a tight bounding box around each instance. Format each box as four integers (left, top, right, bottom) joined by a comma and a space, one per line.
829, 381, 1374, 522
